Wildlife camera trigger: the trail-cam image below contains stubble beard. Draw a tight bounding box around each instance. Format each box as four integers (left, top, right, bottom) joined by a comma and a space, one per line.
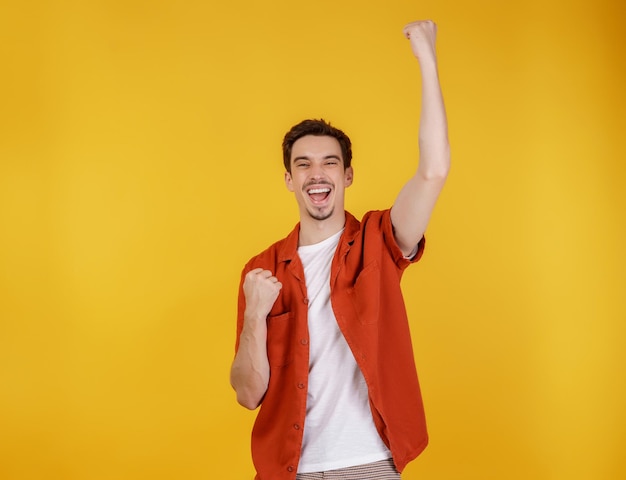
307, 206, 335, 222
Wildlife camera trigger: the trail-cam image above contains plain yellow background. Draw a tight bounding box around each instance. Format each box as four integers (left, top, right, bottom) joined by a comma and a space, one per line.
1, 0, 625, 479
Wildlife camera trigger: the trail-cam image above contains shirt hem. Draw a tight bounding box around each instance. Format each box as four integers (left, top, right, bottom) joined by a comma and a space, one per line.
297, 451, 392, 474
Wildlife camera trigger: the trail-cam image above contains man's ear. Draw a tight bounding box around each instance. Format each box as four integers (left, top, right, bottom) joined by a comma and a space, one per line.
284, 171, 294, 192
344, 166, 354, 187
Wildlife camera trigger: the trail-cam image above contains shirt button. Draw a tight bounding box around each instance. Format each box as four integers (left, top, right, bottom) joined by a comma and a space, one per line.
300, 339, 308, 345
303, 297, 309, 304
293, 424, 300, 430
297, 383, 305, 389
287, 466, 294, 472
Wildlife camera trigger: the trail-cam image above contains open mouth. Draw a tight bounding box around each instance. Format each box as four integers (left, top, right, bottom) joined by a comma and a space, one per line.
306, 187, 331, 204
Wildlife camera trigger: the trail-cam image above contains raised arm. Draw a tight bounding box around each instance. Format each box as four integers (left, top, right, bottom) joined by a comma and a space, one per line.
230, 268, 281, 410
391, 20, 450, 256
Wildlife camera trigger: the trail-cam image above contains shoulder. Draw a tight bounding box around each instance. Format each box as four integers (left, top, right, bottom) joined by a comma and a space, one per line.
361, 209, 391, 225
356, 209, 425, 266
242, 223, 300, 273
358, 209, 393, 234
342, 209, 391, 244
245, 237, 286, 269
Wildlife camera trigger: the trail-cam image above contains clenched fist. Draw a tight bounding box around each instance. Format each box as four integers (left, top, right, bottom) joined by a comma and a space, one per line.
403, 20, 438, 63
243, 268, 282, 321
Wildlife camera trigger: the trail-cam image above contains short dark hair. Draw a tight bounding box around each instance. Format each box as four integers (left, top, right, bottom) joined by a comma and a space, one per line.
282, 119, 352, 173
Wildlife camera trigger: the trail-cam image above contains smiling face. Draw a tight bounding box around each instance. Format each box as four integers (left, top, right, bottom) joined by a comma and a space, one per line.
284, 135, 353, 225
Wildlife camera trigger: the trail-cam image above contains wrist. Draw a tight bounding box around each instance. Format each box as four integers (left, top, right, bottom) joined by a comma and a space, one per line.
243, 310, 269, 327
417, 54, 438, 72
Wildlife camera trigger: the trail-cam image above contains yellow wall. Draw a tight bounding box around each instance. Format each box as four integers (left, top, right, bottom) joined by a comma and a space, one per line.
1, 1, 624, 479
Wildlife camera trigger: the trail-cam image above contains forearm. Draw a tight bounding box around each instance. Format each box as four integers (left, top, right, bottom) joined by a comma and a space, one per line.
417, 57, 450, 179
230, 314, 270, 410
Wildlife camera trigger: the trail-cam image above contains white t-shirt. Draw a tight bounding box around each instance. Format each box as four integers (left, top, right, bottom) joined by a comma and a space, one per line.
297, 230, 391, 473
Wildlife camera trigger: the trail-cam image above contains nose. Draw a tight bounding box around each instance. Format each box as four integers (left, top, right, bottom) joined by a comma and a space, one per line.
308, 162, 325, 180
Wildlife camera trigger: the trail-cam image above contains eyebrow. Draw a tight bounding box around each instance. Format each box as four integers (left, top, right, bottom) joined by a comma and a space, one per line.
293, 154, 342, 162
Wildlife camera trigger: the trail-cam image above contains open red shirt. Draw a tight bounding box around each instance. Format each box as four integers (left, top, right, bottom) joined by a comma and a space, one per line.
235, 209, 428, 480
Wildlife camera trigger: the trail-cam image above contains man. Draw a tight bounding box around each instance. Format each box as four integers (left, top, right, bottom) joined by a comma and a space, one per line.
230, 20, 449, 480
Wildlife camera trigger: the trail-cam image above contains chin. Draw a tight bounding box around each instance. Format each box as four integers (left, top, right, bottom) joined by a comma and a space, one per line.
307, 207, 335, 222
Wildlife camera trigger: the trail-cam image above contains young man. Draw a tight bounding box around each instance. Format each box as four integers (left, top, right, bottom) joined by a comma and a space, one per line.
230, 20, 450, 480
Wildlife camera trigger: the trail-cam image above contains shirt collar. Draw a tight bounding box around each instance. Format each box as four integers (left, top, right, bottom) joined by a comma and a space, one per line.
278, 211, 360, 263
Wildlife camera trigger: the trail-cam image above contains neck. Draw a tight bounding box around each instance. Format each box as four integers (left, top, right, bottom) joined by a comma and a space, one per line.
298, 211, 346, 246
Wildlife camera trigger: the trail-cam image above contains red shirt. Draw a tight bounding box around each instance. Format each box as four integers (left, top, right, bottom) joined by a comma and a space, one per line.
236, 209, 428, 480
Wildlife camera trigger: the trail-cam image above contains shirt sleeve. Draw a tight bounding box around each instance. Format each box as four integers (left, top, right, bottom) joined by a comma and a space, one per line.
378, 209, 426, 268
403, 242, 422, 260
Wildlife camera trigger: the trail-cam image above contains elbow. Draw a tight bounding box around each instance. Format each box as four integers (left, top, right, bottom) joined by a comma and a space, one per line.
230, 371, 266, 410
236, 390, 264, 410
420, 146, 450, 182
420, 163, 449, 183
419, 145, 451, 181
230, 354, 270, 410
422, 167, 449, 182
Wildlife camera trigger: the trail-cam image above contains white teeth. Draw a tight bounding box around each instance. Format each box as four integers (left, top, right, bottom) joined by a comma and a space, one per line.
308, 188, 330, 194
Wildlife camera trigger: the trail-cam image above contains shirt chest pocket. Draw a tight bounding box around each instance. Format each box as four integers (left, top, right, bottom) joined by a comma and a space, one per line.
266, 311, 294, 367
347, 260, 381, 325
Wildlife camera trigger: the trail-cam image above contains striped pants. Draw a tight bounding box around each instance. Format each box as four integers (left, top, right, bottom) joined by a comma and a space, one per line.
295, 459, 400, 480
